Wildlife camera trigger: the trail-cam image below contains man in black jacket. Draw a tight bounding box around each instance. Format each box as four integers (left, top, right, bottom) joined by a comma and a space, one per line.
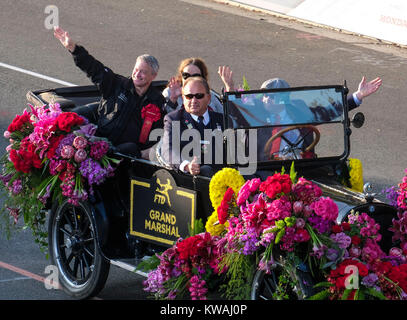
53, 26, 165, 159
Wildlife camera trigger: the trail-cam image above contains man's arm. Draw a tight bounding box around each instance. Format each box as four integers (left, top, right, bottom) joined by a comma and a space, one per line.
349, 76, 382, 111
53, 26, 116, 98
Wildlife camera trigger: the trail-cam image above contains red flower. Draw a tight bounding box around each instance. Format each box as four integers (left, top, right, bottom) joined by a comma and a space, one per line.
259, 173, 292, 199
332, 225, 342, 233
46, 135, 64, 159
9, 137, 43, 173
56, 112, 84, 132
341, 222, 351, 231
351, 235, 361, 245
7, 110, 32, 133
217, 188, 234, 225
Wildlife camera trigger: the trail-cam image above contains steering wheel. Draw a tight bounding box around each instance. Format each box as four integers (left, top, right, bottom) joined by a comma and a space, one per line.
263, 125, 320, 160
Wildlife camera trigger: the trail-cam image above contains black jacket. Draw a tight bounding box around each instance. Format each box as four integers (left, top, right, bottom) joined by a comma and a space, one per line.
71, 45, 165, 149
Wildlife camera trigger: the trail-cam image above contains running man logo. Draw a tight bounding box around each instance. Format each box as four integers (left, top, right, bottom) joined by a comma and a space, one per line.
154, 178, 173, 206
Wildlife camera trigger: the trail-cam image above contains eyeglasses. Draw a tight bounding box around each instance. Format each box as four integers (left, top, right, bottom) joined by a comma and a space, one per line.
181, 72, 202, 80
183, 93, 206, 100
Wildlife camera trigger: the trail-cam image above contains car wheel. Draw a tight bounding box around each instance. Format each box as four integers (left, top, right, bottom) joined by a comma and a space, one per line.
48, 199, 110, 299
250, 262, 314, 300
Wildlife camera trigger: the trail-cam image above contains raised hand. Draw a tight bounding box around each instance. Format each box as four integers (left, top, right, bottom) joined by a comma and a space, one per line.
168, 76, 182, 103
354, 76, 382, 101
53, 26, 76, 52
218, 65, 235, 92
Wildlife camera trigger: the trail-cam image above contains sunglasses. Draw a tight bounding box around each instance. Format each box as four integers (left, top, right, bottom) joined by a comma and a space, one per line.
182, 72, 202, 80
183, 93, 206, 100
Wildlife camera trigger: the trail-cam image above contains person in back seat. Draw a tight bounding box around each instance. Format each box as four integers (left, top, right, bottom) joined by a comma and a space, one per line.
53, 26, 166, 159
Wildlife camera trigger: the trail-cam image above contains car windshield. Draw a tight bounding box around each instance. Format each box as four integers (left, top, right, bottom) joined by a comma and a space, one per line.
223, 85, 348, 164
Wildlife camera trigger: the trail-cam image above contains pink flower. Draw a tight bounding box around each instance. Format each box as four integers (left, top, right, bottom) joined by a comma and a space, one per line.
74, 149, 87, 163
295, 217, 305, 229
73, 136, 88, 149
267, 197, 292, 221
292, 177, 322, 204
310, 197, 338, 221
3, 131, 10, 139
349, 245, 362, 258
61, 145, 75, 159
293, 201, 303, 214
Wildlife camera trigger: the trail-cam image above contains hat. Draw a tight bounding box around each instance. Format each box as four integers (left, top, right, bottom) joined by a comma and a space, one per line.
260, 78, 290, 89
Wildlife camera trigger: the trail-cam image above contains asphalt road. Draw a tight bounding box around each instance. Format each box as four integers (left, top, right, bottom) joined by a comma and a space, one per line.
0, 0, 407, 301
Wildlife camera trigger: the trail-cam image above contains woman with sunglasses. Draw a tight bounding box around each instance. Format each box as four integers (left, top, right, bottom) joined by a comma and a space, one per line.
163, 57, 235, 114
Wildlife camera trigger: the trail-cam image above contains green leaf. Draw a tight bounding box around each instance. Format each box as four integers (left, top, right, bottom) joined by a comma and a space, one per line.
312, 281, 332, 289
289, 161, 297, 184
365, 287, 388, 300
242, 76, 250, 91
307, 289, 330, 300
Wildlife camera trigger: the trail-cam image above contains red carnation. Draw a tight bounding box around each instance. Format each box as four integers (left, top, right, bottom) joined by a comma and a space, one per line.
56, 112, 84, 132
341, 222, 351, 231
7, 110, 32, 133
332, 224, 342, 233
351, 235, 361, 245
259, 173, 292, 199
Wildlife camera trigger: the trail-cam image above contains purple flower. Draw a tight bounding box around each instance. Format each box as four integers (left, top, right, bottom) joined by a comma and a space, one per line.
362, 273, 379, 288
326, 248, 339, 261
330, 232, 351, 249
308, 215, 332, 234
76, 123, 97, 138
11, 179, 22, 195
55, 133, 75, 156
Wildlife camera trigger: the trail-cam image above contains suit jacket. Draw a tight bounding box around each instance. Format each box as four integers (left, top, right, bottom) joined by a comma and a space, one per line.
161, 108, 224, 170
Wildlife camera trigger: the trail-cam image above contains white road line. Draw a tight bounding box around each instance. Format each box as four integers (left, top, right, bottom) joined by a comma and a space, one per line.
0, 61, 77, 87
0, 276, 31, 283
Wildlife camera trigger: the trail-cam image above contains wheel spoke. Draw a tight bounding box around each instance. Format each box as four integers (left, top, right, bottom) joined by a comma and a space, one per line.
66, 252, 74, 264
73, 257, 79, 277
59, 227, 72, 237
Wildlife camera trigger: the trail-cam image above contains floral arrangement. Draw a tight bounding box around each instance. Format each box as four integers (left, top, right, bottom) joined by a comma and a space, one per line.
143, 166, 407, 300
143, 231, 225, 300
0, 103, 120, 250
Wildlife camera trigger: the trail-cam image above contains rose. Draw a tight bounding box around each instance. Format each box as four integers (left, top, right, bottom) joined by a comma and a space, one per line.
74, 149, 87, 163
56, 112, 84, 132
3, 131, 10, 139
73, 136, 88, 149
61, 145, 75, 159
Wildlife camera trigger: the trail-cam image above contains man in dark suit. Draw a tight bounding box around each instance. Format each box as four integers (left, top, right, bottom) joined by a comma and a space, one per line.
161, 76, 224, 177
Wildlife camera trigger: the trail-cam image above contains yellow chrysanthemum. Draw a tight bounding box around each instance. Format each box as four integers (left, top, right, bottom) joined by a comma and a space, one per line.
205, 211, 229, 236
209, 168, 245, 210
348, 158, 364, 192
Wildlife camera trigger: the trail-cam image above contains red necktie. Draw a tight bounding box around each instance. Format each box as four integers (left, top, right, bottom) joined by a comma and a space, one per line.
270, 115, 281, 157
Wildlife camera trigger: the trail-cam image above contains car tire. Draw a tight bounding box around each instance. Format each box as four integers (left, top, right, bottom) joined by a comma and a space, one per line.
48, 199, 110, 299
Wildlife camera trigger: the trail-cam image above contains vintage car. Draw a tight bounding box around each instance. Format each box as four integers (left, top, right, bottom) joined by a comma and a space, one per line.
26, 81, 397, 300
